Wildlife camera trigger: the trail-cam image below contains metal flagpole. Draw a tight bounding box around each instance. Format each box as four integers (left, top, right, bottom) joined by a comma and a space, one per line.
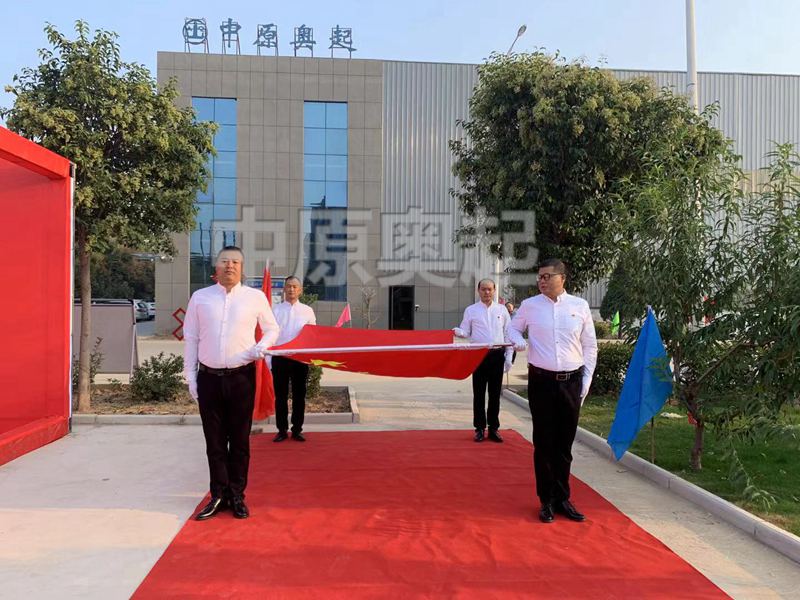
268, 342, 513, 357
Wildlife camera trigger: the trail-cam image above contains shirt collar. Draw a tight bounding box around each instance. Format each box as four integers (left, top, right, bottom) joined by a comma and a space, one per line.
215, 281, 242, 295
541, 290, 567, 304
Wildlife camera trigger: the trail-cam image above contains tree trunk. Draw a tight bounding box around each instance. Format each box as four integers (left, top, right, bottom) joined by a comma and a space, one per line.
77, 228, 92, 412
690, 419, 704, 471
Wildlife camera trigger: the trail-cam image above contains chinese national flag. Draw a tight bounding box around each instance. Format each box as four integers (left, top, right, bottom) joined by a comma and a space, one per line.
270, 325, 488, 380
335, 303, 351, 327
253, 265, 275, 420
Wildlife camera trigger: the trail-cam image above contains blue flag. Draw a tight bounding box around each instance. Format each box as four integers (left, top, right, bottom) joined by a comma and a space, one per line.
607, 307, 673, 460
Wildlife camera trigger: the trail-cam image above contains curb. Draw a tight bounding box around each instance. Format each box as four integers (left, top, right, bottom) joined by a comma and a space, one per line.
502, 388, 800, 565
73, 385, 361, 427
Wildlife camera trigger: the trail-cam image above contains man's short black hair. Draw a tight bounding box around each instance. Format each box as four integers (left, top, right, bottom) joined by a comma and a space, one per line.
217, 245, 244, 261
285, 275, 302, 285
538, 258, 566, 274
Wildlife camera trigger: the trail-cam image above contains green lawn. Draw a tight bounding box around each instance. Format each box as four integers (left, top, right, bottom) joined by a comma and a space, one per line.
513, 389, 800, 536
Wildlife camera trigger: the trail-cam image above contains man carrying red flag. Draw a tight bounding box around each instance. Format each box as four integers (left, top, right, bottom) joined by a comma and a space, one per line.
271, 276, 317, 442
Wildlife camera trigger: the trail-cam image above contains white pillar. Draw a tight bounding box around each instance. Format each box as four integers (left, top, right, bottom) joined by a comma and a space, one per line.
686, 0, 699, 111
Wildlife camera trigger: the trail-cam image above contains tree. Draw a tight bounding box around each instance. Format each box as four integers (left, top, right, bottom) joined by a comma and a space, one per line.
450, 52, 728, 291
79, 246, 154, 300
359, 286, 379, 329
3, 22, 214, 410
611, 137, 800, 503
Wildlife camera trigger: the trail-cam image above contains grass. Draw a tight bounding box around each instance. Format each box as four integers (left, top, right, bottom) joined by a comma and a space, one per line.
514, 389, 800, 536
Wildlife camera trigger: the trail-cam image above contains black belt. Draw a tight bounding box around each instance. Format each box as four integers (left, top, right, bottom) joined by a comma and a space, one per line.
529, 365, 583, 381
198, 362, 254, 376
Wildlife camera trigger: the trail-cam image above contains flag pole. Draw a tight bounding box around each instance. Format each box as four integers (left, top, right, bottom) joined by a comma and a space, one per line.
269, 342, 512, 357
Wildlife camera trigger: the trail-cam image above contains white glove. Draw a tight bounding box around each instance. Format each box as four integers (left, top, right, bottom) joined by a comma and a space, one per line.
580, 381, 590, 406
514, 342, 527, 352
452, 327, 467, 338
247, 344, 266, 361
503, 360, 512, 373
188, 379, 198, 403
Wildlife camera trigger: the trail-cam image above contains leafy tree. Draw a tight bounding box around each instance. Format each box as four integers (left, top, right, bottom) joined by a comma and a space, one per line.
2, 22, 214, 410
450, 52, 728, 291
611, 138, 800, 505
78, 246, 154, 300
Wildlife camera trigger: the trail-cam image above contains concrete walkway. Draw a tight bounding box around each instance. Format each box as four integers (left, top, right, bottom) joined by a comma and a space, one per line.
2, 341, 798, 599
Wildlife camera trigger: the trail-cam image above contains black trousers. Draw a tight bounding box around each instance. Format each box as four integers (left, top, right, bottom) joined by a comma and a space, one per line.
197, 363, 255, 500
528, 366, 583, 504
273, 356, 310, 434
472, 348, 505, 431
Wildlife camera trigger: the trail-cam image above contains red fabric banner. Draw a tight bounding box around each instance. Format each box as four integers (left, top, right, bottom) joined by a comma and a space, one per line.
334, 303, 351, 327
253, 266, 275, 420
269, 325, 487, 380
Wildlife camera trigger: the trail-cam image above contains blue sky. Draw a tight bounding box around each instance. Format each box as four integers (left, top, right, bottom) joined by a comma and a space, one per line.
2, 0, 799, 111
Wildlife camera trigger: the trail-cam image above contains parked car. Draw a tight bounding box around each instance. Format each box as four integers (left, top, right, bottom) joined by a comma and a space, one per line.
146, 301, 156, 320
133, 299, 149, 322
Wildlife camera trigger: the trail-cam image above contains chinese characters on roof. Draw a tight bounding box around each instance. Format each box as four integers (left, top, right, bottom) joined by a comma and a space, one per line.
183, 19, 356, 58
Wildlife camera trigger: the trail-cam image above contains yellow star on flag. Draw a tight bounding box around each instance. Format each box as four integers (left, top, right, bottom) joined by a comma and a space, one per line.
309, 359, 346, 368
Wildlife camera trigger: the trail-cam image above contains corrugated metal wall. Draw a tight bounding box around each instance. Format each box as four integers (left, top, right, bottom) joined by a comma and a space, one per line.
382, 62, 800, 306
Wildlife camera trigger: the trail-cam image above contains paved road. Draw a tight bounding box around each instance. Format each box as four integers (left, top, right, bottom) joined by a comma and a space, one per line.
2, 339, 797, 599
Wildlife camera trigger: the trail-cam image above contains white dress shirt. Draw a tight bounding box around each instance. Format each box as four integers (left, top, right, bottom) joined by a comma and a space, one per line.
454, 301, 513, 362
272, 300, 317, 345
508, 292, 598, 395
183, 282, 280, 384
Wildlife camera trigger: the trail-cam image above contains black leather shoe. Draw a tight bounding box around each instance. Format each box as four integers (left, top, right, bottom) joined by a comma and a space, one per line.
474, 429, 484, 442
196, 497, 227, 521
231, 496, 249, 519
555, 500, 585, 522
488, 429, 504, 443
539, 503, 555, 523
291, 431, 306, 442
273, 431, 288, 442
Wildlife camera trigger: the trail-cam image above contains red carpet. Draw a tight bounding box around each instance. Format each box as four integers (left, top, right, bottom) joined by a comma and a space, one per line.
134, 430, 727, 599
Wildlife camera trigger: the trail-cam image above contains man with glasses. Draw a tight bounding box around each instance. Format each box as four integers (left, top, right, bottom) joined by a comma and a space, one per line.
508, 259, 597, 523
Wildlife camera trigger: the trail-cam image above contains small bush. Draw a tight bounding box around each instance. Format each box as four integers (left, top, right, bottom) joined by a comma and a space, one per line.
307, 364, 323, 400
130, 352, 184, 403
594, 320, 612, 339
72, 337, 104, 391
592, 342, 633, 396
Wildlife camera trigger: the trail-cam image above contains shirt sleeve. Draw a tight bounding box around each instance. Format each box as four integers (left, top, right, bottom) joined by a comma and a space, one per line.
183, 294, 199, 384
502, 311, 513, 362
308, 306, 317, 326
507, 303, 528, 347
580, 302, 598, 389
255, 296, 281, 351
454, 307, 472, 339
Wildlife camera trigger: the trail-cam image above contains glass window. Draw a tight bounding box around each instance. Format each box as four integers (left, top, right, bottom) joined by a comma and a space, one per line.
214, 151, 237, 178
325, 129, 348, 155
303, 181, 326, 207
214, 98, 237, 125
196, 204, 214, 229
214, 178, 237, 204
304, 102, 326, 128
214, 125, 237, 152
304, 128, 325, 154
197, 179, 213, 203
325, 182, 348, 207
326, 103, 347, 129
213, 204, 237, 221
192, 97, 214, 122
303, 154, 325, 181
325, 155, 347, 181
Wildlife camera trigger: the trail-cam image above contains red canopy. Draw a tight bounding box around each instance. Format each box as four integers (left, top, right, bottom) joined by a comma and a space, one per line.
269, 326, 489, 380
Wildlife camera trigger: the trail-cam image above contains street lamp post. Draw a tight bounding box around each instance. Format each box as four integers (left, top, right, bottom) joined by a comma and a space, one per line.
507, 24, 527, 55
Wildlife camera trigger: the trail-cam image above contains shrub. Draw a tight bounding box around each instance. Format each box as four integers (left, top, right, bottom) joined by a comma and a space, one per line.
592, 342, 633, 396
307, 364, 322, 400
71, 337, 103, 391
594, 320, 612, 339
130, 352, 184, 403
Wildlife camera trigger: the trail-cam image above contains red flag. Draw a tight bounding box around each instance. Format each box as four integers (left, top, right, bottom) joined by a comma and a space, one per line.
269, 325, 489, 379
253, 265, 275, 420
335, 303, 351, 327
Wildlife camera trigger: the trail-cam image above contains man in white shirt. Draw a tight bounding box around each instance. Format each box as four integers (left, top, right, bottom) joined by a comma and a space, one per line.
453, 279, 513, 443
271, 276, 317, 442
508, 258, 598, 524
183, 246, 280, 521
